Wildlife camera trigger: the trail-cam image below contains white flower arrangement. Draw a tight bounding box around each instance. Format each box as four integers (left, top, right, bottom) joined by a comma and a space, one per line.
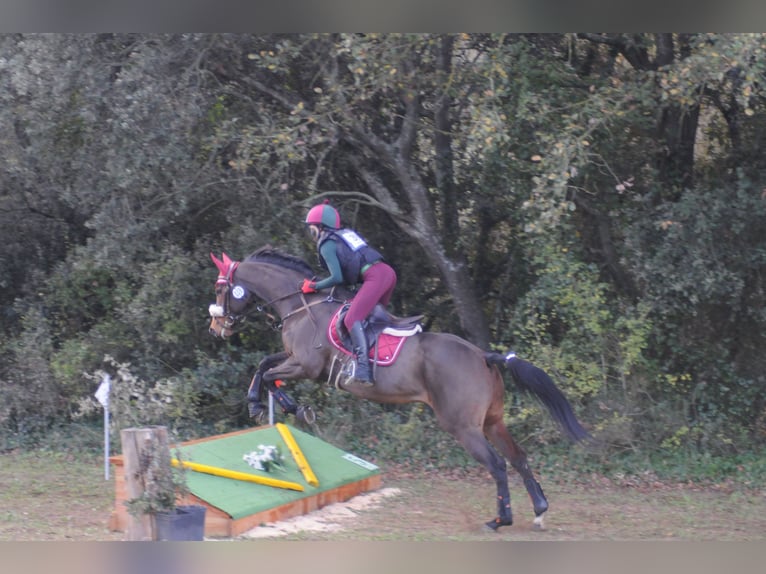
243, 444, 285, 473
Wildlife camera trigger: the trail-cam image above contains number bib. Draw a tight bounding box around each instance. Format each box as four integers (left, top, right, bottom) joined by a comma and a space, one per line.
337, 229, 368, 251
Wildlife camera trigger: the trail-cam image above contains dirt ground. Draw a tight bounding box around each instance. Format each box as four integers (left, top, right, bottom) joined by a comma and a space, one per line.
2, 452, 765, 541
238, 465, 766, 541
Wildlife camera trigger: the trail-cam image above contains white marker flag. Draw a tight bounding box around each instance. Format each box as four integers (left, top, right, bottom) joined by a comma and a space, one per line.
95, 374, 110, 408
95, 374, 111, 480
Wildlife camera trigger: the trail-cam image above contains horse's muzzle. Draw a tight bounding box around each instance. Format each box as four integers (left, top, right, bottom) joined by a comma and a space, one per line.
209, 324, 229, 338
208, 318, 229, 338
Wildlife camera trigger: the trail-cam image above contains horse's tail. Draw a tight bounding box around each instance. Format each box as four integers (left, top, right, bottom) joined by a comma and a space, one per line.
485, 351, 592, 443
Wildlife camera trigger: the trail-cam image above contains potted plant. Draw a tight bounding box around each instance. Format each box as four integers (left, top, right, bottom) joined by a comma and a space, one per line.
123, 428, 206, 541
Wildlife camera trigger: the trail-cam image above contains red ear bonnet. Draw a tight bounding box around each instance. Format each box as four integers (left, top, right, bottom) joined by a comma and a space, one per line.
211, 252, 239, 285
210, 252, 228, 276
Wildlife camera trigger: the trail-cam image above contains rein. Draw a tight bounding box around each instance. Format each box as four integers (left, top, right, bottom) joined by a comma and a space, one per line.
214, 272, 342, 339
281, 292, 338, 322
252, 287, 345, 350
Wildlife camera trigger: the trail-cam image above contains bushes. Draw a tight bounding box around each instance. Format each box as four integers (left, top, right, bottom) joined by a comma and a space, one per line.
623, 176, 766, 455
498, 238, 656, 452
75, 355, 202, 438
0, 308, 61, 448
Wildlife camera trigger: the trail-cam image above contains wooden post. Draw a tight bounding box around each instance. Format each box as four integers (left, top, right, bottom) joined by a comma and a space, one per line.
120, 426, 170, 541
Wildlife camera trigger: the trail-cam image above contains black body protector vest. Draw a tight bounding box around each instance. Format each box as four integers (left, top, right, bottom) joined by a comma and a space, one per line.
318, 228, 383, 285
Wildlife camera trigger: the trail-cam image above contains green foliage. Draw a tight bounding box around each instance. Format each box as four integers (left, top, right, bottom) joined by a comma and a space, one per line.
623, 174, 766, 451
0, 307, 61, 446
77, 356, 201, 440
628, 175, 766, 321
538, 444, 766, 488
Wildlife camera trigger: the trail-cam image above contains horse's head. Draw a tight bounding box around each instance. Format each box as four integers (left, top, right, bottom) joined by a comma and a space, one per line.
208, 252, 248, 338
208, 246, 324, 338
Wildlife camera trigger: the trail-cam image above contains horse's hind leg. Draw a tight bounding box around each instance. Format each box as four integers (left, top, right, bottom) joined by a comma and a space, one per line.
485, 419, 549, 530
452, 427, 513, 530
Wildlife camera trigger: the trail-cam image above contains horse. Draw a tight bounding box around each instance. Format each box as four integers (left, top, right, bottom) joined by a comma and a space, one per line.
207, 246, 590, 531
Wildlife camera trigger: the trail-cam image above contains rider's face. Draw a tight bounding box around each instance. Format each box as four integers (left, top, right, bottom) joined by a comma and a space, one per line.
307, 224, 320, 242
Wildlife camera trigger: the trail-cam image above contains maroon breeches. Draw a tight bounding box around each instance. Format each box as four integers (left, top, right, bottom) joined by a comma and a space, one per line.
343, 262, 397, 330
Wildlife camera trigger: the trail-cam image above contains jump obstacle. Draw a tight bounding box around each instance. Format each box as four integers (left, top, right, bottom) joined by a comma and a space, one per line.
108, 424, 382, 538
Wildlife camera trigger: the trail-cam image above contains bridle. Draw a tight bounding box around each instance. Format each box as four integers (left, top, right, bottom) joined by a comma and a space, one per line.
208, 261, 340, 336
208, 261, 248, 334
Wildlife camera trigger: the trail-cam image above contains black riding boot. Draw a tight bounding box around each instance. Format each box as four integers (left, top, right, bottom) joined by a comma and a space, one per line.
349, 321, 373, 386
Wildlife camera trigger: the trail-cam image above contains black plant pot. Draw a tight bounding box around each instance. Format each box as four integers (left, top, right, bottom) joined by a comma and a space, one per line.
154, 505, 206, 541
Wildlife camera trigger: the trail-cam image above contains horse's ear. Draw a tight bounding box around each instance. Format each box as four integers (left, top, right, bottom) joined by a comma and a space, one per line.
222, 252, 233, 267
210, 252, 227, 275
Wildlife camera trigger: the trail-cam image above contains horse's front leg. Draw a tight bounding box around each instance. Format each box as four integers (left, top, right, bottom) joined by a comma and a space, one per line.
248, 351, 290, 421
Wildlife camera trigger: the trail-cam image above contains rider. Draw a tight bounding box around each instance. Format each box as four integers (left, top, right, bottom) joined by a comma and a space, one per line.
301, 200, 397, 386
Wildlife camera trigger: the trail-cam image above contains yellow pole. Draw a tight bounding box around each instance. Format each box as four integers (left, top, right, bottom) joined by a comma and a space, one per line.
275, 423, 319, 487
171, 458, 304, 492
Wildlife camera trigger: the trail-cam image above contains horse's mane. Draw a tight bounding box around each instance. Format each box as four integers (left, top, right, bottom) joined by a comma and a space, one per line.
245, 245, 315, 277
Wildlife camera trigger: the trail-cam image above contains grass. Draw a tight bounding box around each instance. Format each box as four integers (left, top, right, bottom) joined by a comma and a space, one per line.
1, 445, 765, 541
0, 450, 121, 541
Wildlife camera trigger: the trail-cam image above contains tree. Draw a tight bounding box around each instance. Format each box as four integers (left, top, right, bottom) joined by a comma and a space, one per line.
202, 34, 548, 347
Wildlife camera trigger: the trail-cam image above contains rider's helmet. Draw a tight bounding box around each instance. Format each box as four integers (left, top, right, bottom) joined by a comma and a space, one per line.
305, 200, 341, 229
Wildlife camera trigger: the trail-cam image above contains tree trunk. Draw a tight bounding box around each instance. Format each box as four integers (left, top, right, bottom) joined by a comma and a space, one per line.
434, 34, 459, 259
357, 161, 491, 348
581, 33, 700, 195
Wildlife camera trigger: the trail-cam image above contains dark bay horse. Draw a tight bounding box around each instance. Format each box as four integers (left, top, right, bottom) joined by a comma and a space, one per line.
208, 246, 590, 531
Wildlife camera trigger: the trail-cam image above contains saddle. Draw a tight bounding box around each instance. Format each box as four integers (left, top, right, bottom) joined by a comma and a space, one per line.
329, 304, 423, 366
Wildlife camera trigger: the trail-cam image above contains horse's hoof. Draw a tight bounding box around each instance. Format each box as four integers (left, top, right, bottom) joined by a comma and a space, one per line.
532, 514, 546, 531
296, 405, 316, 424
248, 402, 267, 423
484, 517, 512, 531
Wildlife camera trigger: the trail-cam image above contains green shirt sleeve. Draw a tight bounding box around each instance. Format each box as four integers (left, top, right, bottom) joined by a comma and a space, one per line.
313, 239, 344, 290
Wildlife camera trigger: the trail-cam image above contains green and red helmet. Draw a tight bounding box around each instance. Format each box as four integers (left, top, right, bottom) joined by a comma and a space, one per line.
305, 201, 341, 229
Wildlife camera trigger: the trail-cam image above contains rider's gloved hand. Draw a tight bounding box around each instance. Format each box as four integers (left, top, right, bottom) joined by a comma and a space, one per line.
301, 278, 318, 294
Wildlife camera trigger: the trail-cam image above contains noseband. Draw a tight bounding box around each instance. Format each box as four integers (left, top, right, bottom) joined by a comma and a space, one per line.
208, 296, 243, 333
